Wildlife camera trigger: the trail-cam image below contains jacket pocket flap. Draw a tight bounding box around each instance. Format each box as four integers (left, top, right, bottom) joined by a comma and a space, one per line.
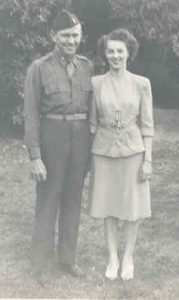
45, 83, 69, 94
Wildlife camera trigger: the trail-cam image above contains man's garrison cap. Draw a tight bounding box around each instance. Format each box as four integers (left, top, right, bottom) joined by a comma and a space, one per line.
52, 9, 80, 31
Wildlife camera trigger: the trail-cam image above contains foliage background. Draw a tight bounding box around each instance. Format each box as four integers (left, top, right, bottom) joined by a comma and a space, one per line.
0, 0, 179, 126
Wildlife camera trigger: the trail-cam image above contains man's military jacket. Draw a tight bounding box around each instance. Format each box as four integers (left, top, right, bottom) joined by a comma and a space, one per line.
24, 49, 92, 159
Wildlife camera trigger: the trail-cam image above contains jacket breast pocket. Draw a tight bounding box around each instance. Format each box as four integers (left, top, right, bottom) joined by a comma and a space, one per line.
44, 81, 70, 104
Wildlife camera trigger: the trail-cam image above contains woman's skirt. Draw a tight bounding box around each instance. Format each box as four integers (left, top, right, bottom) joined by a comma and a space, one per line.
89, 153, 151, 221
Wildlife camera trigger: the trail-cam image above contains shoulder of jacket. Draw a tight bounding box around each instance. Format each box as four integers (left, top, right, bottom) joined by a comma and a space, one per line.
31, 52, 53, 68
76, 54, 92, 64
130, 72, 151, 88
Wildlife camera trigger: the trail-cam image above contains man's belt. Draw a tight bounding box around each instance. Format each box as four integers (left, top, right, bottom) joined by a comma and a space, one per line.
44, 113, 87, 121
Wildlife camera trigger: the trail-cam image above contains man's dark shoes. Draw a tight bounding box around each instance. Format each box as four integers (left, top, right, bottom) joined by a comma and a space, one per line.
30, 260, 55, 287
59, 262, 85, 278
31, 269, 47, 287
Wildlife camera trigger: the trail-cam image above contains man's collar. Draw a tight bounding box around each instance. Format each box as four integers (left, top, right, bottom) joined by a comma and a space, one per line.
53, 47, 78, 67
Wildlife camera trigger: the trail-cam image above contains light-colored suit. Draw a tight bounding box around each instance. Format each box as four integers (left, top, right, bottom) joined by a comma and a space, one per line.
90, 71, 154, 158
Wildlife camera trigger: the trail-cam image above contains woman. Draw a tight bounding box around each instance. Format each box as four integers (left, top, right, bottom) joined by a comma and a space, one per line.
89, 29, 154, 281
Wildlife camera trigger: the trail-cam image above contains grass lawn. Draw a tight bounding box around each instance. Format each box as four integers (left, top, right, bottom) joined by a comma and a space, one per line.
0, 108, 179, 299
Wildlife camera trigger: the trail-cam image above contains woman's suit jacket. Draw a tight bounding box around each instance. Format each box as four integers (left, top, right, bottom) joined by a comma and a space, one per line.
90, 71, 154, 157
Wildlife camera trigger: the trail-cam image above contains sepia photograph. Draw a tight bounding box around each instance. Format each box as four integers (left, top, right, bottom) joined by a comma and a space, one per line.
0, 0, 179, 299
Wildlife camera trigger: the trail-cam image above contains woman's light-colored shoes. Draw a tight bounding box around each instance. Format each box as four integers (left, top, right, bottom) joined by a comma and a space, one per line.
121, 257, 134, 281
104, 257, 134, 281
105, 261, 120, 281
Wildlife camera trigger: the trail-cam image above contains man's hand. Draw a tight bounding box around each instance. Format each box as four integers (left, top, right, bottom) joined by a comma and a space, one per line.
30, 159, 47, 182
139, 160, 152, 182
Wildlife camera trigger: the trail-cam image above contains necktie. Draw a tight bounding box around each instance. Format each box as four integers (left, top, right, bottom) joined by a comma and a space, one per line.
66, 61, 75, 78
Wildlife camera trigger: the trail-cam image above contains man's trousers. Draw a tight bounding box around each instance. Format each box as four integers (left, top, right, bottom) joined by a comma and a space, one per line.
31, 117, 90, 269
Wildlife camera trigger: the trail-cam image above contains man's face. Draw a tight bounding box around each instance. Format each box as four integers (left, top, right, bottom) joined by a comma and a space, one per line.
52, 24, 82, 58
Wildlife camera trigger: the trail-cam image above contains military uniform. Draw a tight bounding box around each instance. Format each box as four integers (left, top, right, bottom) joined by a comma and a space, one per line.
24, 47, 92, 268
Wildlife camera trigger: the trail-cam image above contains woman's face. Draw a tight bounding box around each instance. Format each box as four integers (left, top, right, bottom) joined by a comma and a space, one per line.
105, 40, 129, 71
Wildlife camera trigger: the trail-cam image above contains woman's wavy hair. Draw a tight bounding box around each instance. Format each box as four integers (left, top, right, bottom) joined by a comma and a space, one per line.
96, 28, 139, 73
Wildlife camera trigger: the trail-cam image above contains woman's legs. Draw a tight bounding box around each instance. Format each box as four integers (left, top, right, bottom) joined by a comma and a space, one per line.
104, 217, 120, 280
121, 220, 139, 280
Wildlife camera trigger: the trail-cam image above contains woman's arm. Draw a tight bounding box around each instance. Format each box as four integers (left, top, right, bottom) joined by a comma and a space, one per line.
139, 78, 154, 181
140, 136, 152, 181
143, 136, 152, 163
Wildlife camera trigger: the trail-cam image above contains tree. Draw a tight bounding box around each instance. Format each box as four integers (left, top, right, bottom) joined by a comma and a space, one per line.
108, 0, 179, 53
1, 0, 179, 124
0, 0, 70, 123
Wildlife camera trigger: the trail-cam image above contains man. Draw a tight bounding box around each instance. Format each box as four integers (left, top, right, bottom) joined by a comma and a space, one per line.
24, 9, 92, 281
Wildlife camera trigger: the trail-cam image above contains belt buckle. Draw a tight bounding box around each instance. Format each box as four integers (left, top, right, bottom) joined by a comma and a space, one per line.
64, 113, 86, 121
66, 114, 75, 121
74, 114, 80, 120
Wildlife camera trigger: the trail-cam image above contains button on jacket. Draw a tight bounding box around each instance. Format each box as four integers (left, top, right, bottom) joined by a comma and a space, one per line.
24, 48, 92, 159
90, 71, 154, 157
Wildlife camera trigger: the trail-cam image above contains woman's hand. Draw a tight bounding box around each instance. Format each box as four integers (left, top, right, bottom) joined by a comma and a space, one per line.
139, 160, 152, 182
30, 158, 47, 182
